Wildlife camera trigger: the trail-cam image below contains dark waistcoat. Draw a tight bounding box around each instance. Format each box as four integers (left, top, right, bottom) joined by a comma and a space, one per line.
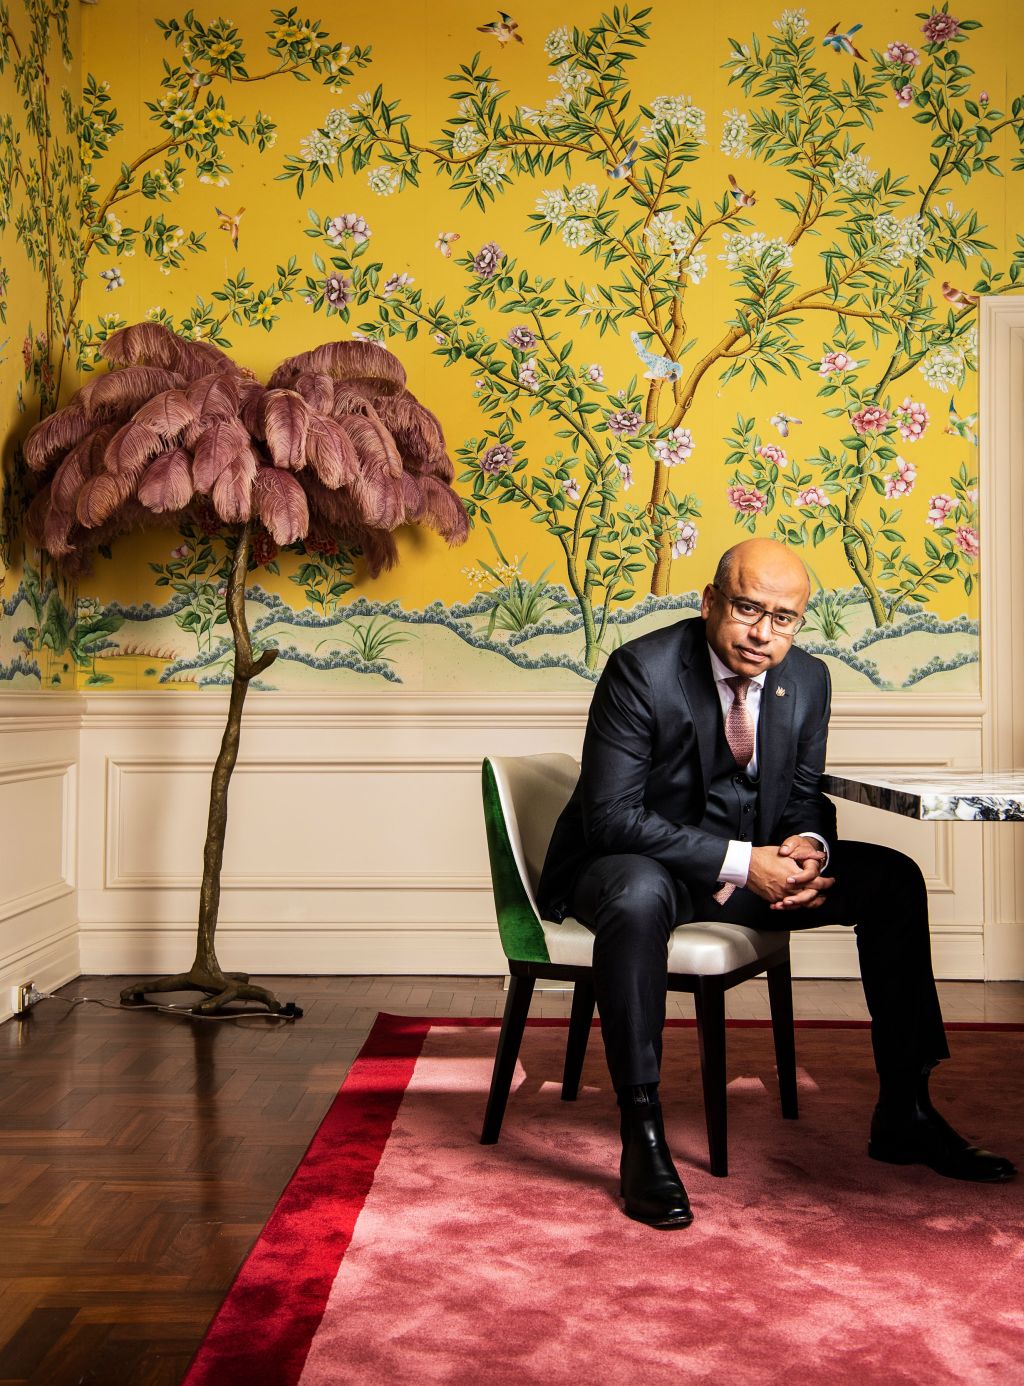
698, 706, 759, 842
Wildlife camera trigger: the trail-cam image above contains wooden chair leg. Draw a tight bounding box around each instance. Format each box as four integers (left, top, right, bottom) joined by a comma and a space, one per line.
694, 977, 728, 1177
767, 955, 799, 1120
480, 972, 535, 1144
561, 977, 595, 1101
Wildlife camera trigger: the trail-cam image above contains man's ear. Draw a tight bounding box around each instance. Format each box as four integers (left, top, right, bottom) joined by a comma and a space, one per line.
699, 584, 714, 619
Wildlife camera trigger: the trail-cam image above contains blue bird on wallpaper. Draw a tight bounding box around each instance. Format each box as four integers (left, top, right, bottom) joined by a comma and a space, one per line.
630, 331, 682, 381
607, 141, 638, 179
822, 21, 865, 59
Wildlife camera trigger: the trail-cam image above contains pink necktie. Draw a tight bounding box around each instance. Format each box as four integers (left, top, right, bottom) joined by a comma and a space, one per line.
714, 676, 754, 905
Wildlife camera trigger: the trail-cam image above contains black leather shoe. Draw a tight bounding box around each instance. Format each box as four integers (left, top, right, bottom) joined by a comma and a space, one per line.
619, 1105, 693, 1228
869, 1101, 1016, 1183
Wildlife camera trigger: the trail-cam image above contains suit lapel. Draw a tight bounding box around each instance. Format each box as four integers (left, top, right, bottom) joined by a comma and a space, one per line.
676, 620, 720, 797
758, 654, 796, 831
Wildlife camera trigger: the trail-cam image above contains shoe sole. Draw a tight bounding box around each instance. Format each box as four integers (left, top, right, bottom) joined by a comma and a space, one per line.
868, 1144, 1016, 1182
622, 1203, 694, 1229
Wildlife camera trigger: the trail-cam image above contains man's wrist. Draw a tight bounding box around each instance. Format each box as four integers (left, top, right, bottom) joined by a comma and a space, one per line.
796, 830, 829, 870
718, 838, 753, 887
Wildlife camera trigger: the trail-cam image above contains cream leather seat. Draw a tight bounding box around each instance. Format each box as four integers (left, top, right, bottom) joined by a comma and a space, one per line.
481, 753, 799, 1176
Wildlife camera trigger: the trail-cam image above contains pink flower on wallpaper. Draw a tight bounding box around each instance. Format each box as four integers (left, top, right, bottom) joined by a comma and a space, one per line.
561, 476, 581, 502
672, 520, 698, 558
480, 443, 515, 474
955, 524, 980, 558
885, 41, 921, 65
757, 443, 786, 465
922, 12, 961, 44
653, 427, 695, 466
819, 350, 860, 375
506, 325, 537, 351
727, 484, 768, 515
472, 241, 504, 279
894, 397, 929, 441
897, 84, 916, 108
851, 404, 891, 435
884, 458, 917, 498
607, 408, 642, 437
927, 493, 955, 526
966, 486, 979, 505
616, 459, 634, 490
796, 486, 828, 508
518, 358, 540, 390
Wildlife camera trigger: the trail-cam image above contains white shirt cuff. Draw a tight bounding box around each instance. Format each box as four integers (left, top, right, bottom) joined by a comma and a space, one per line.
718, 839, 753, 887
798, 831, 830, 870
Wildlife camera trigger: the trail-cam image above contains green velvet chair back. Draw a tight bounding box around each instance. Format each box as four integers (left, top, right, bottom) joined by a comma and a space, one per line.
481, 754, 580, 964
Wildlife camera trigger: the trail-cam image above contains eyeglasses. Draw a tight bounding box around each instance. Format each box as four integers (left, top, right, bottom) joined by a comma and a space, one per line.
712, 585, 805, 636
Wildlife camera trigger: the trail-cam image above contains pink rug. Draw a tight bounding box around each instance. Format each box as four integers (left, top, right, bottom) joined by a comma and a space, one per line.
183, 1015, 1024, 1386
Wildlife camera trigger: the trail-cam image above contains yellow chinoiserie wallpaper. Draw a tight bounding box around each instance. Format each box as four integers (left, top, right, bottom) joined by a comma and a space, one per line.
3, 0, 1024, 693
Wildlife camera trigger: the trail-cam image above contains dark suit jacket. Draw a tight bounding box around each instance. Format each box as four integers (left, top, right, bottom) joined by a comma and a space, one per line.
537, 615, 838, 921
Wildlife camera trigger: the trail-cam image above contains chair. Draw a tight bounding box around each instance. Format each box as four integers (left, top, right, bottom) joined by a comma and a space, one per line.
480, 753, 798, 1176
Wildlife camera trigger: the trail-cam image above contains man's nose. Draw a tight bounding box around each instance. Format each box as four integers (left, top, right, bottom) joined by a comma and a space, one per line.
748, 612, 773, 638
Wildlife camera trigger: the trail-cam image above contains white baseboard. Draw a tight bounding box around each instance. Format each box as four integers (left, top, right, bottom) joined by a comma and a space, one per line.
77, 922, 985, 982
77, 926, 510, 977
789, 925, 985, 980
0, 916, 81, 1023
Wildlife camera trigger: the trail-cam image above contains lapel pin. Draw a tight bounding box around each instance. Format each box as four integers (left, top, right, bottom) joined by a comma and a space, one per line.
776, 686, 786, 697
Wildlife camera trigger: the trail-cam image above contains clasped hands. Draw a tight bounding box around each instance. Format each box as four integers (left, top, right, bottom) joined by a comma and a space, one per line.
748, 836, 835, 912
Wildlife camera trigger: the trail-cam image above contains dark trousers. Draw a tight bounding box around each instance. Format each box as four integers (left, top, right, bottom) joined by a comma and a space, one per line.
570, 841, 949, 1091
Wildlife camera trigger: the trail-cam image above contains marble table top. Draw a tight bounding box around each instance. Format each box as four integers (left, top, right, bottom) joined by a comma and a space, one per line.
822, 769, 1024, 821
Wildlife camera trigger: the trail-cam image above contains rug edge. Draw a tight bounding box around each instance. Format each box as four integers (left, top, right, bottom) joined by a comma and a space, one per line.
180, 1012, 431, 1386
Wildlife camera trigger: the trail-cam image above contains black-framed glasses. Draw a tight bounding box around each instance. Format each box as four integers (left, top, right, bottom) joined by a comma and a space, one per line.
712, 585, 805, 636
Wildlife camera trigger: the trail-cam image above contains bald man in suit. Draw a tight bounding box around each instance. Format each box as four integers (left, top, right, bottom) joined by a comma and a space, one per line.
538, 539, 1015, 1227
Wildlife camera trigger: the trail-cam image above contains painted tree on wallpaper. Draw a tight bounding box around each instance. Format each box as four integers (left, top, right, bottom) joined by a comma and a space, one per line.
285, 4, 1024, 661
0, 2, 367, 418
22, 321, 466, 1009
0, 2, 366, 686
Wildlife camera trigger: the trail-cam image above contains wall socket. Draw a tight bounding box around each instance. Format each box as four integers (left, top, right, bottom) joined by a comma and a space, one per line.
10, 981, 40, 1015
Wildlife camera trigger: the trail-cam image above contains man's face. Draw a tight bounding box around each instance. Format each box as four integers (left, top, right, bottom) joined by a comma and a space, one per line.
700, 558, 809, 677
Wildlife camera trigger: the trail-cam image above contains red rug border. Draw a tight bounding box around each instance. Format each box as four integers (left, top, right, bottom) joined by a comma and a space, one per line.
183, 1011, 1023, 1385
181, 1012, 431, 1386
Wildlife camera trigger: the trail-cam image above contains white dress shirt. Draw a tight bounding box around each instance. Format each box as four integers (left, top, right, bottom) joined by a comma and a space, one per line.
707, 645, 830, 888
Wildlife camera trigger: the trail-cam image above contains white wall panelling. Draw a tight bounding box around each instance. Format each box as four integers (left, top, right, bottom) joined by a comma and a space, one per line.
0, 694, 81, 1020
74, 689, 993, 979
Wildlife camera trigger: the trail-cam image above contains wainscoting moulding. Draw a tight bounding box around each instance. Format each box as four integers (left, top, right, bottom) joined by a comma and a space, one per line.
0, 692, 82, 1020
71, 685, 989, 979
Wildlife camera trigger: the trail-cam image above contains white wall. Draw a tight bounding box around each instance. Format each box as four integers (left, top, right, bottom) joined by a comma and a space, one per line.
72, 687, 1000, 981
0, 693, 80, 1018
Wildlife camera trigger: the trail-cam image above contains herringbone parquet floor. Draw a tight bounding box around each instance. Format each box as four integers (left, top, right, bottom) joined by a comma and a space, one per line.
1, 973, 1022, 1385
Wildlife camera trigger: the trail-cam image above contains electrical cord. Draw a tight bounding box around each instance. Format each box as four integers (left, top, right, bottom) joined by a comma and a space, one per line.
19, 989, 304, 1024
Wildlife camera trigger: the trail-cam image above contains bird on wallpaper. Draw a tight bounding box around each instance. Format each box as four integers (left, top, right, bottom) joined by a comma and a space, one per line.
182, 57, 212, 89
944, 399, 979, 446
216, 207, 245, 252
630, 331, 682, 381
727, 174, 757, 208
769, 412, 803, 438
607, 140, 638, 179
942, 280, 981, 308
822, 22, 865, 58
477, 12, 524, 44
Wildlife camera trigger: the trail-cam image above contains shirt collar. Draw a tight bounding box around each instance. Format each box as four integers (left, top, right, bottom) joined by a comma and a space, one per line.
707, 643, 768, 689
